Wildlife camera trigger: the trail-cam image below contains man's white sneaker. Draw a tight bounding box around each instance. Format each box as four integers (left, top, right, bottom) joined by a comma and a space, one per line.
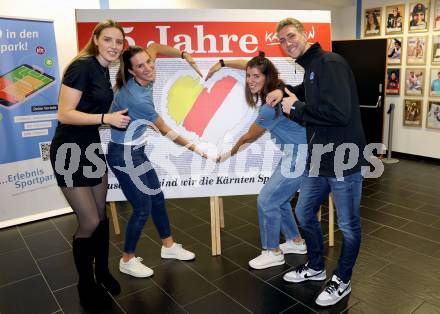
248, 250, 285, 269
119, 257, 154, 278
283, 263, 326, 283
279, 240, 307, 254
161, 243, 195, 261
315, 274, 351, 306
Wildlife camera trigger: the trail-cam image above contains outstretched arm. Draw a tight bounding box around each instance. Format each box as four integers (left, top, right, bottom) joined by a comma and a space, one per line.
146, 43, 202, 77
218, 123, 265, 162
153, 116, 206, 157
205, 59, 248, 81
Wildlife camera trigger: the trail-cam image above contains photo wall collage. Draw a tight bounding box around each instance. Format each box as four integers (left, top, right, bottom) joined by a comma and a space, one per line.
364, 0, 440, 130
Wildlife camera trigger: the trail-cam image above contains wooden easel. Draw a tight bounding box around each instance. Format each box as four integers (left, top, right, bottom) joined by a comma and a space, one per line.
109, 202, 120, 235
210, 196, 224, 256
109, 194, 335, 255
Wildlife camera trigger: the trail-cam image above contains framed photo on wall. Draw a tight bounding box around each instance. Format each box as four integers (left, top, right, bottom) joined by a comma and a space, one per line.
426, 101, 440, 129
405, 68, 425, 96
387, 37, 403, 65
432, 35, 440, 64
386, 68, 401, 95
385, 4, 405, 34
407, 36, 427, 65
429, 68, 440, 96
433, 0, 440, 30
403, 99, 423, 127
409, 1, 429, 32
364, 8, 382, 37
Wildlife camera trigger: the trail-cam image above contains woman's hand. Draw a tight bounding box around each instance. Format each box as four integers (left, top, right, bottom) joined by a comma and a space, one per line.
205, 62, 221, 81
104, 108, 131, 128
182, 52, 203, 77
266, 89, 284, 106
192, 145, 208, 158
216, 150, 232, 163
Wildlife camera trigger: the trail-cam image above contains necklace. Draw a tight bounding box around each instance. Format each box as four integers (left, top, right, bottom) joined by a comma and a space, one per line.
95, 56, 110, 82
100, 65, 110, 82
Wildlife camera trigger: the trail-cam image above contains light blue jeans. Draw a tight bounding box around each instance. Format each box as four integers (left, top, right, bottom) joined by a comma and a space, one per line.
257, 159, 302, 250
295, 170, 363, 282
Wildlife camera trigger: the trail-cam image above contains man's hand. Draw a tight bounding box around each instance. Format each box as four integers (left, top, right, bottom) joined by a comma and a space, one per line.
281, 88, 298, 115
266, 89, 283, 106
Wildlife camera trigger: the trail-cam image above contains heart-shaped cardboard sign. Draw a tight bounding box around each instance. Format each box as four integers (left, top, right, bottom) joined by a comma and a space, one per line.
160, 70, 255, 147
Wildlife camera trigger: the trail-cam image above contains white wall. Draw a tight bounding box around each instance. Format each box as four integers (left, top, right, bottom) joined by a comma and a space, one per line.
110, 0, 350, 40
362, 0, 440, 159
0, 0, 101, 74
332, 4, 357, 40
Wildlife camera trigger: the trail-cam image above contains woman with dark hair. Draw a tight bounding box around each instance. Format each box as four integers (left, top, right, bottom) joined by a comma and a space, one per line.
365, 11, 380, 34
49, 19, 129, 310
388, 38, 402, 60
106, 45, 203, 278
410, 3, 426, 28
206, 52, 307, 270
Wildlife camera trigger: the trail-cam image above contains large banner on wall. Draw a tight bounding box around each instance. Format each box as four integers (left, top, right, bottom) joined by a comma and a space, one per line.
76, 9, 331, 200
0, 17, 69, 228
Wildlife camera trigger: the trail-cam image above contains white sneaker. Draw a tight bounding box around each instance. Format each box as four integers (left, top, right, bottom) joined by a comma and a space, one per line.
279, 240, 307, 254
248, 250, 285, 270
119, 257, 154, 278
161, 243, 195, 261
283, 263, 326, 283
315, 274, 351, 306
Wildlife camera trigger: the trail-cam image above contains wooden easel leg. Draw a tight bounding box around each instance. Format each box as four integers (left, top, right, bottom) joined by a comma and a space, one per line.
214, 197, 221, 254
219, 196, 225, 229
329, 194, 335, 247
317, 207, 322, 222
109, 202, 120, 235
210, 196, 222, 256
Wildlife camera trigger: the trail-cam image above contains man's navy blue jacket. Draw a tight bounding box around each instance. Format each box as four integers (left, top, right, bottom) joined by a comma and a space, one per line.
285, 43, 368, 177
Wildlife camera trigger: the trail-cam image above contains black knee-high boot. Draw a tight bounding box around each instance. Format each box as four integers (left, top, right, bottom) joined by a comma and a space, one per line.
94, 218, 121, 296
72, 237, 112, 310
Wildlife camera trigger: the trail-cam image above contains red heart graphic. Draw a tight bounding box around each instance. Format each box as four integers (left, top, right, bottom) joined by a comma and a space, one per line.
182, 75, 237, 136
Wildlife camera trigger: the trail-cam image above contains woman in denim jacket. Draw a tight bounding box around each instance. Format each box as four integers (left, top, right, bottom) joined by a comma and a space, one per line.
206, 52, 307, 270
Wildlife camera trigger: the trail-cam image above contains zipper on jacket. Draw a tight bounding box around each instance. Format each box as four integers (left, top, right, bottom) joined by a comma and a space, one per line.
308, 129, 317, 174
310, 130, 316, 143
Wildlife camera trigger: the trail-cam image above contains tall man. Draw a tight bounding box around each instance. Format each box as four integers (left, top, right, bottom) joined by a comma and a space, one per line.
266, 18, 367, 306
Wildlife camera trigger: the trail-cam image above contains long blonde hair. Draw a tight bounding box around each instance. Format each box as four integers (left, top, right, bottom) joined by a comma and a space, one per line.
62, 19, 124, 79
73, 19, 125, 62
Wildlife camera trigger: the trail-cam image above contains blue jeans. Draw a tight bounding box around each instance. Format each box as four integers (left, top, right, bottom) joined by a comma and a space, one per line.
295, 171, 363, 282
257, 160, 302, 249
106, 142, 171, 253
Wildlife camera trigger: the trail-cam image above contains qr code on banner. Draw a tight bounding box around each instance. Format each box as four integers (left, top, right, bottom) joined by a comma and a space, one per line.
39, 142, 51, 161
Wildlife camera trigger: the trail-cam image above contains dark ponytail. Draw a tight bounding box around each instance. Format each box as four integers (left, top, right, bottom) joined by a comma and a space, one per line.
115, 45, 146, 89
244, 51, 283, 107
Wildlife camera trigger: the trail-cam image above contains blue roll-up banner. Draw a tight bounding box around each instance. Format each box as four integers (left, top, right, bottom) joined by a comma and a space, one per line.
0, 16, 69, 228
